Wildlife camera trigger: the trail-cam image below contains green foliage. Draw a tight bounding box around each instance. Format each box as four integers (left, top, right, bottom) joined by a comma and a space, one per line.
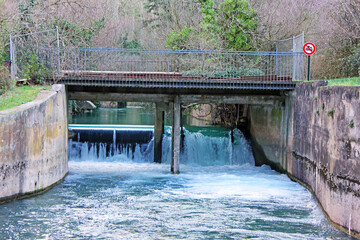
316, 110, 320, 115
18, 0, 36, 34
215, 67, 263, 77
327, 109, 335, 117
0, 85, 50, 111
164, 0, 258, 51
68, 100, 81, 115
92, 101, 102, 108
117, 34, 144, 49
0, 65, 11, 93
166, 27, 197, 50
182, 104, 201, 116
199, 0, 219, 33
20, 54, 49, 84
342, 45, 360, 77
218, 0, 258, 50
0, 2, 10, 61
198, 0, 258, 50
327, 77, 360, 86
182, 66, 263, 77
349, 119, 354, 128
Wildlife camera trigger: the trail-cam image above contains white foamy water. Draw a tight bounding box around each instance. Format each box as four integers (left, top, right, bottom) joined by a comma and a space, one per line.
0, 129, 350, 239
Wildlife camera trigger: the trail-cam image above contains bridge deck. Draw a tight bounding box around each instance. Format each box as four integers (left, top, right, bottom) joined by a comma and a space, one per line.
59, 71, 297, 91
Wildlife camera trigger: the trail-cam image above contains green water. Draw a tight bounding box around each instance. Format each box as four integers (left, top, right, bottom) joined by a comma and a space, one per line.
69, 107, 160, 125
69, 107, 229, 137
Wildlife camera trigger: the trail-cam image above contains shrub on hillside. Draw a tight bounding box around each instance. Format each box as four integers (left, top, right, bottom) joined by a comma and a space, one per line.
0, 65, 12, 94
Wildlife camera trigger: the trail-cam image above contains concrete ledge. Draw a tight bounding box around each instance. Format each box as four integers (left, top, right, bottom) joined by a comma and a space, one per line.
0, 84, 68, 202
0, 172, 68, 204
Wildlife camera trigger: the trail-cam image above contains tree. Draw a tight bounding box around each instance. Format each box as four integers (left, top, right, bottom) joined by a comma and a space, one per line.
217, 0, 258, 50
166, 26, 197, 50
333, 0, 360, 77
165, 0, 258, 51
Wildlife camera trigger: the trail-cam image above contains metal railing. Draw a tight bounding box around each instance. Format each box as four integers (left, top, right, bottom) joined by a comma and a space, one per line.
15, 46, 306, 84
10, 28, 59, 80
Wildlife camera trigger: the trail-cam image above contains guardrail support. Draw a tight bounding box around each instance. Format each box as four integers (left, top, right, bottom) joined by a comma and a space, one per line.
56, 26, 61, 74
9, 34, 15, 80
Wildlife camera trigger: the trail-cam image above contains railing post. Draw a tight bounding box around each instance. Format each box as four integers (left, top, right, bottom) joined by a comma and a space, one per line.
9, 34, 15, 80
275, 41, 279, 75
56, 26, 61, 74
292, 36, 296, 80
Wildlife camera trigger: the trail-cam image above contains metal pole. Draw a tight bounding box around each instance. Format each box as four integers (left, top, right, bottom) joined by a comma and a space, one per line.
307, 55, 311, 81
275, 41, 278, 75
302, 32, 305, 80
292, 36, 296, 80
56, 26, 60, 74
9, 34, 15, 80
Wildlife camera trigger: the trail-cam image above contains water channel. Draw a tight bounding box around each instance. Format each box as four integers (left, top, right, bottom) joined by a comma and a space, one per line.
0, 107, 351, 239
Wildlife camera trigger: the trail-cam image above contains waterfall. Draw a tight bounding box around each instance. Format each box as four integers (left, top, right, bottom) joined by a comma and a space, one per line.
68, 126, 254, 166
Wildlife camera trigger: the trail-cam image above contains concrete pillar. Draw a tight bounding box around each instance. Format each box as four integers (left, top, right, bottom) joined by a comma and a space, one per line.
171, 96, 181, 174
154, 103, 165, 163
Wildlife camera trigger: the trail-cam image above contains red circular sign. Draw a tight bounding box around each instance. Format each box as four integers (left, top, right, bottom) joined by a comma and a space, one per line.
303, 42, 316, 55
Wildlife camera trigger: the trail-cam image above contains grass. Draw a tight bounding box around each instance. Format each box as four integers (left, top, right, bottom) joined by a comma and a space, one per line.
0, 85, 51, 111
326, 77, 360, 86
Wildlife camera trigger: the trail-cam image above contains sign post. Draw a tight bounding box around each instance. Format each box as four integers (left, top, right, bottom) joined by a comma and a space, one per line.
303, 42, 316, 81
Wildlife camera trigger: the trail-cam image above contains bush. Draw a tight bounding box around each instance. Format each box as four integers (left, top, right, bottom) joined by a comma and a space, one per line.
0, 65, 12, 93
182, 67, 263, 77
20, 54, 49, 84
166, 26, 198, 50
342, 45, 360, 77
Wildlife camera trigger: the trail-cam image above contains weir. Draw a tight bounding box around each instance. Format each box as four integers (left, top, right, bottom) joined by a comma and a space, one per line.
68, 123, 254, 167
67, 95, 288, 173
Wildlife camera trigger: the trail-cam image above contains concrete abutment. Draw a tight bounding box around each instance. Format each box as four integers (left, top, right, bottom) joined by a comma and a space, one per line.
0, 85, 68, 203
248, 82, 360, 239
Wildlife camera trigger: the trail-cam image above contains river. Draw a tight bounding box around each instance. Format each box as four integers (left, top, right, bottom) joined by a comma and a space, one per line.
0, 107, 351, 239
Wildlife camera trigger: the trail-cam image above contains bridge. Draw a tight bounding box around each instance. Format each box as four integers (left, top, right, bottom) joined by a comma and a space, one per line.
12, 46, 305, 173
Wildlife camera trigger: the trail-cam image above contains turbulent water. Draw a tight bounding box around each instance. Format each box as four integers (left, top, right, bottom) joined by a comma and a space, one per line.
0, 126, 350, 240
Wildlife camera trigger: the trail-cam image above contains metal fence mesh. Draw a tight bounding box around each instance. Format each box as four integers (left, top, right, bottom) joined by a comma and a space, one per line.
10, 28, 59, 80
10, 28, 304, 87
276, 32, 305, 80
30, 47, 302, 84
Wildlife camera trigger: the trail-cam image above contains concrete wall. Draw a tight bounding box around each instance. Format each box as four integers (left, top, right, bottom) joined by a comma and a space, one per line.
248, 82, 360, 238
0, 84, 68, 202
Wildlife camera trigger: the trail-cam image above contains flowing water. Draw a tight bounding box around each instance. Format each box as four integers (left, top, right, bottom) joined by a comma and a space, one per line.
0, 107, 351, 239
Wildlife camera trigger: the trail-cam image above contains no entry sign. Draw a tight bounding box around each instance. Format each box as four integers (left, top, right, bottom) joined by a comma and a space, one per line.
303, 42, 316, 55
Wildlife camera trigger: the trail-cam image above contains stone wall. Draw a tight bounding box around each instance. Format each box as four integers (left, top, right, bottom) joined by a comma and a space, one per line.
0, 84, 68, 202
248, 82, 360, 238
